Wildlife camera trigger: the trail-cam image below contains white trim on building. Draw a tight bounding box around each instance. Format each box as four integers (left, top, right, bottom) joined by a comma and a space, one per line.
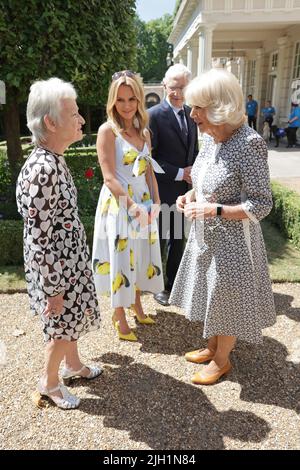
168, 0, 300, 128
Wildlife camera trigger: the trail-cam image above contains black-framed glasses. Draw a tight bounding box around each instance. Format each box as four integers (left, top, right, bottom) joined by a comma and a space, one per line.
112, 70, 136, 81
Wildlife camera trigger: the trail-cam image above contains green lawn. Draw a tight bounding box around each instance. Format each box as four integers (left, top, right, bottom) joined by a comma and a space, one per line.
0, 220, 300, 292
261, 219, 300, 282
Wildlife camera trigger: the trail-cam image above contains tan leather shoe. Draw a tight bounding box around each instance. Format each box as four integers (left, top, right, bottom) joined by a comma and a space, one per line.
185, 348, 215, 364
191, 361, 232, 385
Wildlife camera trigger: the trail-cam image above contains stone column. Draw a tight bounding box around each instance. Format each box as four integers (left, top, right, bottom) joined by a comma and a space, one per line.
187, 44, 193, 73
254, 48, 264, 128
197, 24, 216, 75
274, 36, 290, 122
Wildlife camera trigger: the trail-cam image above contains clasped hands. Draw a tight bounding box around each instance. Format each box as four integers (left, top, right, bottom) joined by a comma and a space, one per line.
176, 195, 216, 220
129, 202, 160, 228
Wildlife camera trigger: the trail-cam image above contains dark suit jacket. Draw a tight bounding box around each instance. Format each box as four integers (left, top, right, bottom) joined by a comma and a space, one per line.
148, 100, 198, 206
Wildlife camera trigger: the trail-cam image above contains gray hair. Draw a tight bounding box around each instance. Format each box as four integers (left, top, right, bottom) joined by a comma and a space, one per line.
163, 64, 192, 84
185, 69, 245, 127
27, 77, 77, 145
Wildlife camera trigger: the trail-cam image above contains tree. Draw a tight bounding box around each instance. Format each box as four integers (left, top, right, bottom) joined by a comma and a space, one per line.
135, 14, 173, 83
174, 0, 182, 16
0, 0, 136, 178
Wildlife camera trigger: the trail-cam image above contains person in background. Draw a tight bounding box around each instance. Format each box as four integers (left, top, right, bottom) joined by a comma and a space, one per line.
285, 102, 300, 148
148, 64, 198, 307
261, 100, 276, 138
16, 78, 102, 410
170, 69, 276, 385
246, 94, 258, 130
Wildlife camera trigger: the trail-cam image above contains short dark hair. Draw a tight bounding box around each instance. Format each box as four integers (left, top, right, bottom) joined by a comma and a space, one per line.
248, 94, 253, 98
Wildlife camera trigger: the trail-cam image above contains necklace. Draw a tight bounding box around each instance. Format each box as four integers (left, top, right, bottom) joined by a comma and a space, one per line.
124, 127, 135, 138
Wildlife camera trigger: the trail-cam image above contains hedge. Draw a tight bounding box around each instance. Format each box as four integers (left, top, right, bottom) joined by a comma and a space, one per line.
0, 148, 102, 220
268, 181, 300, 250
0, 216, 95, 266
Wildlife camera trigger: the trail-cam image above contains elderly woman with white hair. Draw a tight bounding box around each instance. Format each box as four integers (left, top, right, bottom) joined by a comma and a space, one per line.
170, 69, 276, 385
16, 78, 102, 409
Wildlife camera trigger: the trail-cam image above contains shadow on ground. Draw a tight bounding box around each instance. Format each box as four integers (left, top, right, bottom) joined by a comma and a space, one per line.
80, 353, 271, 450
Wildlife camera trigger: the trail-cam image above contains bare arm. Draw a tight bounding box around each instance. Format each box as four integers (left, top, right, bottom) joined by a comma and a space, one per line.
145, 130, 160, 205
97, 123, 134, 208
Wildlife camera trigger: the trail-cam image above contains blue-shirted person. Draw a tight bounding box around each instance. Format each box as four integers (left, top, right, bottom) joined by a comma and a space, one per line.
261, 100, 276, 127
286, 102, 300, 148
246, 94, 258, 130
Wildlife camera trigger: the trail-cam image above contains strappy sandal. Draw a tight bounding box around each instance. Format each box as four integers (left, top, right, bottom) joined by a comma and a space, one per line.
33, 380, 80, 409
61, 365, 103, 386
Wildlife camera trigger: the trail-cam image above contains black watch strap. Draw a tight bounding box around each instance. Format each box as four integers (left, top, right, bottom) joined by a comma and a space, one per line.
216, 205, 222, 217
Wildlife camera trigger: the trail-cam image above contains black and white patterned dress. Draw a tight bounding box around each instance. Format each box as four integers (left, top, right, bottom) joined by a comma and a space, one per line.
16, 147, 101, 342
169, 125, 276, 344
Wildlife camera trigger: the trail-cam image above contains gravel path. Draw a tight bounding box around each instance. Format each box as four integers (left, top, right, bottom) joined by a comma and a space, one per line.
0, 285, 300, 450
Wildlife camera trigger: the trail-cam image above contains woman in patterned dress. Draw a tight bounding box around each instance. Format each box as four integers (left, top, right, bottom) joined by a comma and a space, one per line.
170, 69, 276, 385
92, 71, 164, 341
16, 78, 102, 409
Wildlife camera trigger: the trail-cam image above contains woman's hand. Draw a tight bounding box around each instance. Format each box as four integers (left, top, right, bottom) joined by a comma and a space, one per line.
176, 195, 187, 213
149, 201, 160, 222
129, 203, 150, 228
43, 293, 64, 318
176, 190, 195, 213
184, 202, 216, 220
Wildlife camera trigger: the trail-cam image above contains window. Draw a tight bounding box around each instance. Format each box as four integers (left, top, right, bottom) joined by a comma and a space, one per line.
270, 52, 278, 72
248, 60, 256, 88
293, 42, 300, 79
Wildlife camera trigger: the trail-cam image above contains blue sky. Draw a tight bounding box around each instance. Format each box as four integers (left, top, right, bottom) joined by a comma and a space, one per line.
136, 0, 177, 22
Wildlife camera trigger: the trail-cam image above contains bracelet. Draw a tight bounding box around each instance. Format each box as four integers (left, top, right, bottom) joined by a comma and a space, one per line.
216, 205, 223, 217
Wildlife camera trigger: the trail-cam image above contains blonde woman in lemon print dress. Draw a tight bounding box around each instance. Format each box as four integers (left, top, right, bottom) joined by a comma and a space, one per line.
92, 71, 164, 341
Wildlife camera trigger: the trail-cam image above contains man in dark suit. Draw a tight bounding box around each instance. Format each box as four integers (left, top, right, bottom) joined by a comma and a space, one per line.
149, 64, 198, 306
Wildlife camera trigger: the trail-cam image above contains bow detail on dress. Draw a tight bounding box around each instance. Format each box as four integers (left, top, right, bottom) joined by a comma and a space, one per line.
132, 154, 165, 177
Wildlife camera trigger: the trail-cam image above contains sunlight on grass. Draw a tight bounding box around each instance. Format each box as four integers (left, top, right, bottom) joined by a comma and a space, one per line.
262, 220, 300, 282
0, 266, 26, 292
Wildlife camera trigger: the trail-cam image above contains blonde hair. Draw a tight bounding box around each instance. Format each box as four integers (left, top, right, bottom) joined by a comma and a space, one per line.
106, 74, 148, 138
185, 69, 246, 127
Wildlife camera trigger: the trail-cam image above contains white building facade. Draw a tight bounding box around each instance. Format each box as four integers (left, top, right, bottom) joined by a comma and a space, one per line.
169, 0, 300, 128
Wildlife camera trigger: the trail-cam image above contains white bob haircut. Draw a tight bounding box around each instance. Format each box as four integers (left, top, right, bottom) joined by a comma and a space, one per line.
27, 77, 77, 145
163, 63, 192, 84
185, 69, 246, 127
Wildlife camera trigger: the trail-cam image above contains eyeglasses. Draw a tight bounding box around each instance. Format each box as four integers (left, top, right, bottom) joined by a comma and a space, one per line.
112, 70, 136, 81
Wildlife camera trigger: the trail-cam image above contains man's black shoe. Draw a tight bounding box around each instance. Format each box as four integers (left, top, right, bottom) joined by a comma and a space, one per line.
154, 290, 170, 306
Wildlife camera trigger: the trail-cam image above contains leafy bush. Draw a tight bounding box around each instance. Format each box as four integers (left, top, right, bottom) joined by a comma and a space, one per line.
0, 220, 24, 265
64, 151, 102, 217
0, 146, 103, 219
0, 149, 21, 220
0, 216, 95, 266
267, 181, 300, 250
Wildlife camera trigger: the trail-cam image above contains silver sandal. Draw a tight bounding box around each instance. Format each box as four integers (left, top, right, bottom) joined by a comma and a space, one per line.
61, 365, 103, 385
35, 380, 81, 409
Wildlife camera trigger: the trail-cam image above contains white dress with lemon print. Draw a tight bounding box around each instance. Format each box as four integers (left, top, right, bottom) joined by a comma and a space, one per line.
92, 129, 164, 308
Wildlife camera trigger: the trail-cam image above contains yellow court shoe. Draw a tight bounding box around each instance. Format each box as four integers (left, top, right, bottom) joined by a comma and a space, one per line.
129, 305, 156, 325
191, 361, 232, 385
112, 318, 138, 342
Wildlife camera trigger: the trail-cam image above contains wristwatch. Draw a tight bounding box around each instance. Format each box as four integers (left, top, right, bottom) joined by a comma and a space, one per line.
216, 205, 223, 217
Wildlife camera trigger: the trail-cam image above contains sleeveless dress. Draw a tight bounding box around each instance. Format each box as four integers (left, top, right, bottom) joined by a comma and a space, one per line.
92, 129, 164, 308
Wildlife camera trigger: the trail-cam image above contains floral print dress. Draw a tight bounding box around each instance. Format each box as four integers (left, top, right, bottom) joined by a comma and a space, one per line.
92, 130, 164, 308
16, 147, 101, 342
169, 124, 276, 344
